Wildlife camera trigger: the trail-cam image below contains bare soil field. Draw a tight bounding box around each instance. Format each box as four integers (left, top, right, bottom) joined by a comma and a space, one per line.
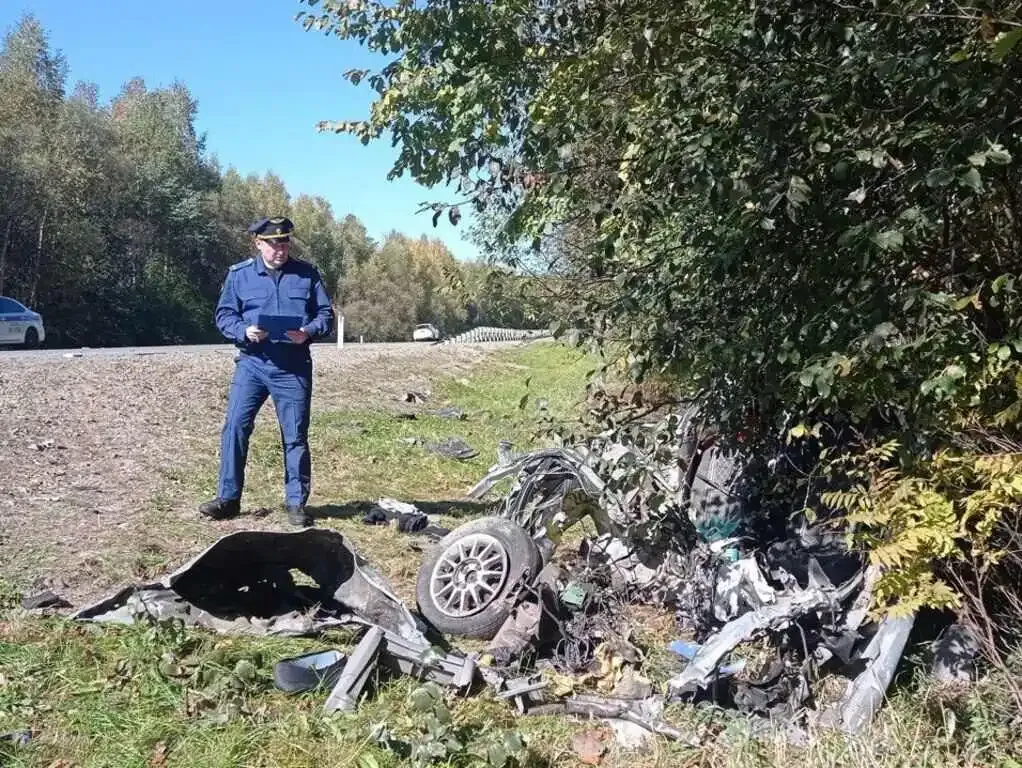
0, 343, 499, 606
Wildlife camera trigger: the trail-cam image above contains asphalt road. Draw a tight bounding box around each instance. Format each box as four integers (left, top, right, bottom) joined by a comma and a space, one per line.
0, 341, 454, 362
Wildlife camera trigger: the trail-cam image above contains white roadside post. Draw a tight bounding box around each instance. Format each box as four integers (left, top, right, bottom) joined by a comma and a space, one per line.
336, 315, 345, 350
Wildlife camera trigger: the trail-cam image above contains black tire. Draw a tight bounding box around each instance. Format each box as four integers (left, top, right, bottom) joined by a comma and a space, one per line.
23, 327, 39, 349
415, 517, 541, 639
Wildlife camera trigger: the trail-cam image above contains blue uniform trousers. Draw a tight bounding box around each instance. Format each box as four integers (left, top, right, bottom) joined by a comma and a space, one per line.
217, 354, 312, 506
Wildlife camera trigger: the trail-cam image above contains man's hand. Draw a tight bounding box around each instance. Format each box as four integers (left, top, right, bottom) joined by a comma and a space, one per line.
245, 325, 268, 343
286, 328, 310, 344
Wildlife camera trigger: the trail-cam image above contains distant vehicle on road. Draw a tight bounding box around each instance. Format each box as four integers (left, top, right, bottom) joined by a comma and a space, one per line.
0, 296, 45, 348
412, 323, 441, 342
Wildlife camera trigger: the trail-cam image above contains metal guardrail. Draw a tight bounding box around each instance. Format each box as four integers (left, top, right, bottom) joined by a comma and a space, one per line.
441, 326, 552, 344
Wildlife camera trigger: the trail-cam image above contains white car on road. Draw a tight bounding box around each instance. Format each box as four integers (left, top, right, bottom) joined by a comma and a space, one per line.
0, 296, 45, 348
413, 323, 441, 342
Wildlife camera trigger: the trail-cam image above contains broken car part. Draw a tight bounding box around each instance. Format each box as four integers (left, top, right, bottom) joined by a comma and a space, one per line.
931, 622, 979, 684
669, 570, 863, 695
818, 613, 916, 734
274, 650, 348, 693
426, 437, 479, 461
325, 626, 385, 713
380, 629, 477, 691
0, 730, 31, 747
20, 590, 72, 610
416, 517, 542, 639
319, 627, 477, 713
526, 695, 702, 747
73, 529, 429, 645
363, 498, 431, 533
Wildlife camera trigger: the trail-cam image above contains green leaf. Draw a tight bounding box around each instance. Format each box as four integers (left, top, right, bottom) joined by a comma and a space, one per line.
953, 292, 981, 311
790, 423, 809, 439
409, 687, 436, 713
814, 141, 831, 154
968, 151, 987, 167
987, 147, 1013, 165
945, 364, 966, 380
357, 754, 381, 768
434, 703, 453, 725
799, 369, 815, 387
872, 229, 904, 251
998, 345, 1012, 361
488, 743, 510, 767
960, 167, 983, 191
503, 732, 526, 754
787, 175, 811, 205
926, 168, 955, 187
233, 660, 257, 681
991, 28, 1022, 63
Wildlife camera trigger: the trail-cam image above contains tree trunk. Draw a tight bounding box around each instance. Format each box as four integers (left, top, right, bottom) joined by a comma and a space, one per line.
0, 219, 12, 296
29, 208, 48, 307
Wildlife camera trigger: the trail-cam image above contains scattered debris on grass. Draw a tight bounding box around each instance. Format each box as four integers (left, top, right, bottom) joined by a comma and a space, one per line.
20, 590, 72, 610
42, 407, 993, 759
425, 437, 479, 461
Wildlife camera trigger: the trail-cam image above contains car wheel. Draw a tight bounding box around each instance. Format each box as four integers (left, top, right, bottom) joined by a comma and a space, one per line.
415, 517, 542, 639
23, 327, 39, 349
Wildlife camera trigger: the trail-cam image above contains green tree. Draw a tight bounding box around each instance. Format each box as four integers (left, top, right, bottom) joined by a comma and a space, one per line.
304, 0, 1022, 610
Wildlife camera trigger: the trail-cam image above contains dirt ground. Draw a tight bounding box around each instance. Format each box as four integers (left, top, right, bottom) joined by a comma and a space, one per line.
0, 343, 499, 606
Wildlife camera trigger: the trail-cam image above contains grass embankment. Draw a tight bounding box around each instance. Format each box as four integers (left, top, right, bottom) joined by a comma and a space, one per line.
2, 343, 1021, 767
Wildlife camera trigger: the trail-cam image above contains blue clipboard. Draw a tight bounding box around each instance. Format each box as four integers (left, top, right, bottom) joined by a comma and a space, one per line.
257, 314, 304, 343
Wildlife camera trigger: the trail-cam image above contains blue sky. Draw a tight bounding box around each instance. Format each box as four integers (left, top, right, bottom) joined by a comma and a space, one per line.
0, 0, 479, 260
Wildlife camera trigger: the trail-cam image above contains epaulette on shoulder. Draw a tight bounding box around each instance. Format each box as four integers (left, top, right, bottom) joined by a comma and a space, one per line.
228, 258, 254, 272
290, 257, 318, 273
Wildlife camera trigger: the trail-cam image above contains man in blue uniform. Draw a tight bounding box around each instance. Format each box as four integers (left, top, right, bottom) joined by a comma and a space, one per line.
199, 216, 334, 526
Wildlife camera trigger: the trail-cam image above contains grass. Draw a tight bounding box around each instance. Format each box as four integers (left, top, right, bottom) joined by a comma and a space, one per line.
192, 340, 592, 508
2, 342, 1022, 767
181, 341, 596, 599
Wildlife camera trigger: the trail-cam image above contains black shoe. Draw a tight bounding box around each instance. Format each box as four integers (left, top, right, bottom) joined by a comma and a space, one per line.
288, 505, 312, 527
199, 497, 240, 520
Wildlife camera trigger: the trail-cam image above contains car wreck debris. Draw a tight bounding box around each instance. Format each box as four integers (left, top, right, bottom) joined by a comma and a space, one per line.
73, 529, 429, 644
0, 730, 32, 748
360, 497, 437, 536
20, 589, 72, 610
426, 436, 479, 461
818, 614, 916, 734
324, 625, 384, 712
61, 409, 956, 747
274, 649, 348, 694
409, 415, 946, 740
74, 529, 480, 716
668, 566, 862, 694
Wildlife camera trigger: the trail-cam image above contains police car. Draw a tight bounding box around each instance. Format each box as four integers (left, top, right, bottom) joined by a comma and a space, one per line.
0, 296, 45, 348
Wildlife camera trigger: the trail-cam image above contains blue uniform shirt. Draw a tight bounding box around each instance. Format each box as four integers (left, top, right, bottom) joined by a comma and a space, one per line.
215, 255, 334, 367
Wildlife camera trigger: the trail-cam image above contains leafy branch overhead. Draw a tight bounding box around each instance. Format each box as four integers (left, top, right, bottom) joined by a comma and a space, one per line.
306, 0, 1022, 612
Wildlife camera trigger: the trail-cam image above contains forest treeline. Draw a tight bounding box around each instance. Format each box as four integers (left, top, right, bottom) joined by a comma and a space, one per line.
0, 15, 550, 347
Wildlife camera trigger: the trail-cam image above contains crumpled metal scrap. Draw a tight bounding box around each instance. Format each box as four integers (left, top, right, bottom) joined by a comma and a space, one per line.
73, 528, 429, 644
466, 412, 920, 738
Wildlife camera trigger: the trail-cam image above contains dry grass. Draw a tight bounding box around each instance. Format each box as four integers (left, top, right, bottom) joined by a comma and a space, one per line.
0, 342, 499, 605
